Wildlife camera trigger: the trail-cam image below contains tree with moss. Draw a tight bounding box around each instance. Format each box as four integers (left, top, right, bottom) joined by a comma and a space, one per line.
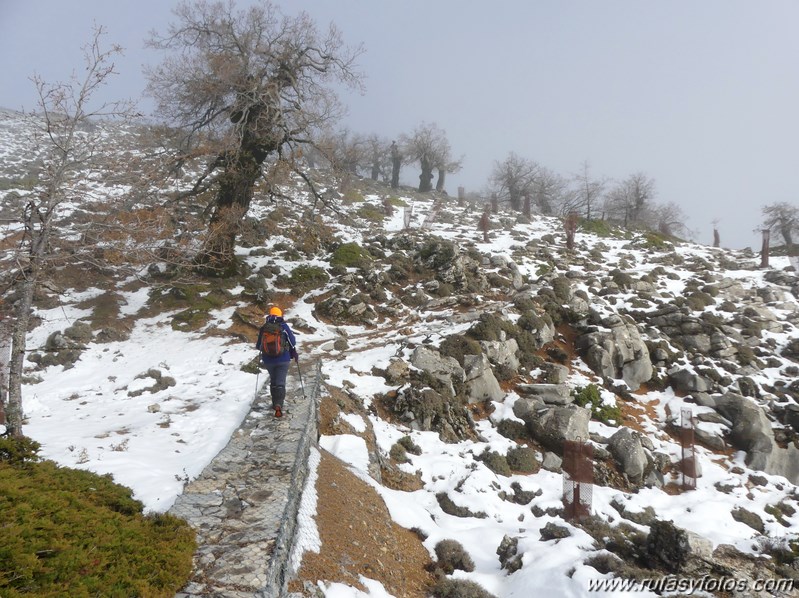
145, 0, 363, 273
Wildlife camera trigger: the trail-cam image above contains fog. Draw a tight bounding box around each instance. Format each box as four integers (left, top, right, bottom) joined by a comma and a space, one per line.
2, 0, 798, 249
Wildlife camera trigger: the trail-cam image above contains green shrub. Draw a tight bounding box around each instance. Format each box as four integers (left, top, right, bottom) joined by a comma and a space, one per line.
439, 334, 483, 366
397, 435, 422, 455
330, 242, 371, 269
0, 455, 195, 597
0, 436, 41, 467
389, 443, 408, 463
573, 384, 622, 425
432, 577, 497, 598
476, 450, 511, 477
506, 446, 539, 473
496, 419, 527, 441
434, 539, 475, 573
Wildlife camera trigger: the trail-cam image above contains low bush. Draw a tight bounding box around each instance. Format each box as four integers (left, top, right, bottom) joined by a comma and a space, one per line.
434, 539, 475, 574
476, 450, 511, 477
0, 438, 195, 597
574, 384, 622, 425
506, 446, 539, 473
431, 577, 497, 598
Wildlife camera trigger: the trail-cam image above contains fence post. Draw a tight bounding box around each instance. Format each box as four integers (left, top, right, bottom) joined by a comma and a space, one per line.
562, 439, 593, 521
680, 408, 697, 491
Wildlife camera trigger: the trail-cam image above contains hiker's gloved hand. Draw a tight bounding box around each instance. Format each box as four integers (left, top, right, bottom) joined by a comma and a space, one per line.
289, 348, 298, 363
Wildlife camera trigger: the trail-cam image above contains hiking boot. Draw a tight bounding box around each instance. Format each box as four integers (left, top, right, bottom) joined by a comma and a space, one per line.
275, 406, 283, 418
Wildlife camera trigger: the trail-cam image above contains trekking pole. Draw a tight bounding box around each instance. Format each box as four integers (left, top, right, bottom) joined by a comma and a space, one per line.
295, 358, 306, 399
254, 369, 261, 400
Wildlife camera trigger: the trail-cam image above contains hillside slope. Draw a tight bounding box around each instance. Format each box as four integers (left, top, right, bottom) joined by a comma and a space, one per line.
2, 109, 799, 597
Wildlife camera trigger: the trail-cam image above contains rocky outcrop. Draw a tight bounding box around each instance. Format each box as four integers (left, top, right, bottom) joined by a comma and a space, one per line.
463, 354, 504, 404
514, 403, 591, 452
715, 392, 799, 483
410, 346, 465, 396
607, 427, 649, 484
577, 312, 653, 390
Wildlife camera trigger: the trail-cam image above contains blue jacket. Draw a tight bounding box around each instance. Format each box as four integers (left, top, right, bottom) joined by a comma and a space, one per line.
256, 316, 297, 364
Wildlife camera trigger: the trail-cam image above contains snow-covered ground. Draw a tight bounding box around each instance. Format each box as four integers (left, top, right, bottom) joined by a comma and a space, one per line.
4, 108, 799, 596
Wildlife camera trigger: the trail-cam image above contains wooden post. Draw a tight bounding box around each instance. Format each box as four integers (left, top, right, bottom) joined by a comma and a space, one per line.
457, 186, 465, 207
713, 228, 720, 248
479, 210, 490, 243
491, 193, 498, 214
761, 229, 770, 269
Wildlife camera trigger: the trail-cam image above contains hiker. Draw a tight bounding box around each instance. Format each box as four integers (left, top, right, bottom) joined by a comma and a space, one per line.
255, 306, 298, 418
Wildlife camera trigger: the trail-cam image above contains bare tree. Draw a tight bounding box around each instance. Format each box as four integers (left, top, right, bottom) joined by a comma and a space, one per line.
145, 0, 363, 272
651, 201, 688, 238
761, 202, 799, 253
569, 160, 606, 221
490, 152, 538, 211
534, 167, 568, 216
400, 122, 451, 193
365, 134, 392, 182
4, 27, 133, 437
316, 128, 367, 175
606, 172, 656, 228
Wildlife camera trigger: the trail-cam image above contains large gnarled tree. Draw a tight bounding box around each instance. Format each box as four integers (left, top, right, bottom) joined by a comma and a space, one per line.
145, 0, 362, 272
401, 123, 453, 193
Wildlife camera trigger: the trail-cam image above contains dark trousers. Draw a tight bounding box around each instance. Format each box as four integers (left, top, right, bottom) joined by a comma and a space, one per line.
262, 361, 289, 408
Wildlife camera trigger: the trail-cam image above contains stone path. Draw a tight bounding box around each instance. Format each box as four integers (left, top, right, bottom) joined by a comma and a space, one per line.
170, 362, 320, 598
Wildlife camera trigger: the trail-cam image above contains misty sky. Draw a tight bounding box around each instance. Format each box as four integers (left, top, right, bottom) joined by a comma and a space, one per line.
2, 0, 798, 250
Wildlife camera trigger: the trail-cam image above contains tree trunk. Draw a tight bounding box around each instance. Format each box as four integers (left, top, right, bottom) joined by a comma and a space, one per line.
197, 147, 264, 273
781, 225, 794, 254
418, 157, 434, 193
391, 143, 401, 189
371, 161, 380, 181
713, 229, 720, 248
0, 314, 10, 427
761, 229, 770, 269
7, 278, 35, 437
435, 168, 445, 192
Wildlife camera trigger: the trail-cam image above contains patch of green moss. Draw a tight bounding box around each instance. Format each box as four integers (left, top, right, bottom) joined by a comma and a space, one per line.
637, 231, 674, 250
0, 176, 38, 191
417, 239, 457, 269
148, 284, 230, 331
387, 196, 407, 207
355, 204, 385, 223
574, 384, 622, 425
580, 218, 618, 238
278, 264, 330, 295
342, 189, 365, 204
330, 242, 371, 269
0, 439, 195, 597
